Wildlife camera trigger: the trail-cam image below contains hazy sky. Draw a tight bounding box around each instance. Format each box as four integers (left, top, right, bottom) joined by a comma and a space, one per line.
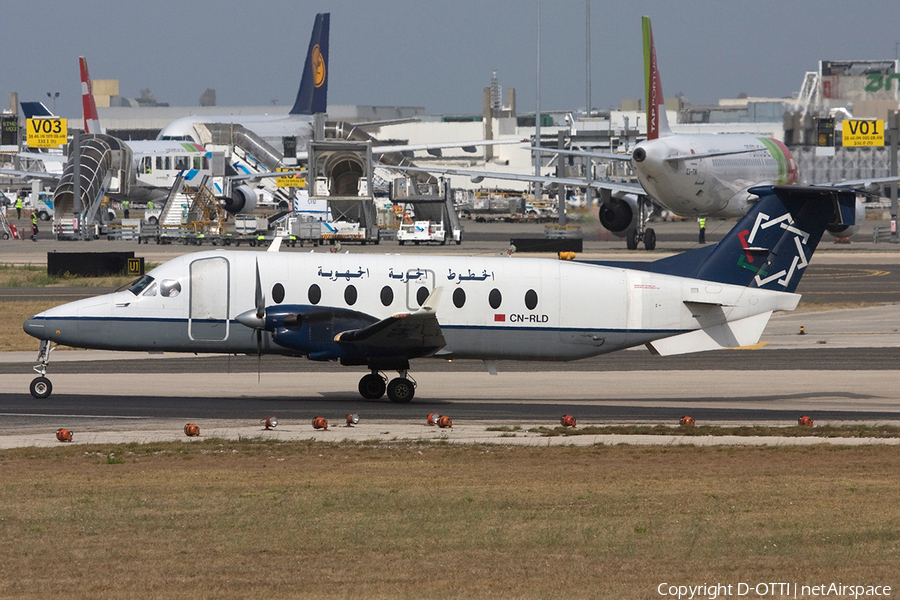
3, 0, 899, 121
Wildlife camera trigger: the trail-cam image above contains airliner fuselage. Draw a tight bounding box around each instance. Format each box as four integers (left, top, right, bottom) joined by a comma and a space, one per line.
631, 134, 799, 217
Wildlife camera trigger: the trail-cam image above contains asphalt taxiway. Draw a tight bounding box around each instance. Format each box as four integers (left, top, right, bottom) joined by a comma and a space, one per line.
1, 220, 899, 447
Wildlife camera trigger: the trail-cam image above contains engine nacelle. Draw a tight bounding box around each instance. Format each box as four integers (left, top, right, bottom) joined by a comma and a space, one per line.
826, 197, 864, 239
598, 194, 640, 236
222, 184, 258, 215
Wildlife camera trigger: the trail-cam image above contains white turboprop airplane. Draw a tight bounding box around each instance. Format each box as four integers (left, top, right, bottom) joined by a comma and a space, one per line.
394, 16, 889, 250
23, 185, 855, 402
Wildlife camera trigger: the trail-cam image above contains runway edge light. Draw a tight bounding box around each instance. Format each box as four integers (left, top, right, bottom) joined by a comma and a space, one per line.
312, 417, 329, 430
346, 413, 360, 427
560, 415, 576, 428
262, 416, 278, 430
437, 415, 452, 428
184, 423, 200, 437
426, 413, 439, 426
56, 428, 72, 442
798, 416, 814, 427
680, 416, 695, 427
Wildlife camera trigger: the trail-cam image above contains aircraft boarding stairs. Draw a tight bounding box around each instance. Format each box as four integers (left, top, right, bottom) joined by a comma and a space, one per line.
391, 177, 463, 243
52, 134, 132, 240
191, 123, 295, 209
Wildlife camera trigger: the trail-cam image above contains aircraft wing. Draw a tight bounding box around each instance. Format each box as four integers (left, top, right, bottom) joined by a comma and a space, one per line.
532, 146, 632, 162
387, 164, 644, 195
816, 176, 900, 191
373, 138, 525, 156
334, 289, 445, 357
0, 169, 60, 183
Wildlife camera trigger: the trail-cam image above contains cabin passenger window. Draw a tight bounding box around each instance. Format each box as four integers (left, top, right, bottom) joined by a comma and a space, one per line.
308, 284, 321, 305
453, 288, 466, 308
193, 156, 203, 170
156, 156, 163, 170
345, 285, 358, 306
488, 288, 502, 309
164, 156, 172, 170
160, 280, 182, 298
524, 289, 538, 310
380, 286, 394, 307
416, 286, 429, 306
272, 283, 285, 304
174, 156, 190, 170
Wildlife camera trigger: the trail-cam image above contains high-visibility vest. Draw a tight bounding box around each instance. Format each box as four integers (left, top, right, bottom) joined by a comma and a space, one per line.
699, 218, 706, 228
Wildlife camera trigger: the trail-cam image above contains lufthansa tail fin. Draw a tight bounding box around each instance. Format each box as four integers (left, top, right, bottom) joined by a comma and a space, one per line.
651, 186, 857, 293
20, 102, 55, 119
642, 16, 671, 140
290, 13, 330, 115
80, 56, 103, 134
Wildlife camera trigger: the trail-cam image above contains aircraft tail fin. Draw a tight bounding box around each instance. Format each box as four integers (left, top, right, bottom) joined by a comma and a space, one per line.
290, 13, 330, 115
642, 16, 671, 140
651, 186, 857, 294
20, 102, 55, 119
80, 56, 103, 134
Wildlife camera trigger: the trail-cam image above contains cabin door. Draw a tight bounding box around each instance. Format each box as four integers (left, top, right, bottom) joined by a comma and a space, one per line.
189, 257, 230, 341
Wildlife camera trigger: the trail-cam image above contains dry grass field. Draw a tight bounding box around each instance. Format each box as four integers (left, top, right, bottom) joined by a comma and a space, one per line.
1, 440, 898, 599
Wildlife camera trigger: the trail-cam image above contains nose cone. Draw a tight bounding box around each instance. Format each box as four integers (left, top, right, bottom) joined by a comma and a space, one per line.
23, 314, 47, 340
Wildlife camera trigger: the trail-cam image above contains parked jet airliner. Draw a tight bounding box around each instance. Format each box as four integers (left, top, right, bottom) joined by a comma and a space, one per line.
396, 16, 885, 250
156, 13, 330, 154
23, 185, 854, 402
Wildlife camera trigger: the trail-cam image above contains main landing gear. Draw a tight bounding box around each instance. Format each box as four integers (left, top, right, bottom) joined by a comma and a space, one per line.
626, 195, 657, 251
358, 369, 416, 403
30, 340, 55, 399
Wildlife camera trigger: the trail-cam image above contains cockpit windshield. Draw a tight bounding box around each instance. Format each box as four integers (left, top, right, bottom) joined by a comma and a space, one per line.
127, 275, 155, 295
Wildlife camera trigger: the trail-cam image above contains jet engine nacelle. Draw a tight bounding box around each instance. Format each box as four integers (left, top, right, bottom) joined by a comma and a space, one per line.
598, 193, 640, 236
825, 197, 865, 239
222, 184, 258, 215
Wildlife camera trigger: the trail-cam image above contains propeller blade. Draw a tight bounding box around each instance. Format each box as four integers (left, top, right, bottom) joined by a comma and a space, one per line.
255, 259, 265, 321
256, 329, 262, 383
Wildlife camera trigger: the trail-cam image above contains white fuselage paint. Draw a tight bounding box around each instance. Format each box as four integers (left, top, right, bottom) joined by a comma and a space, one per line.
632, 134, 797, 218
27, 251, 798, 362
157, 115, 315, 150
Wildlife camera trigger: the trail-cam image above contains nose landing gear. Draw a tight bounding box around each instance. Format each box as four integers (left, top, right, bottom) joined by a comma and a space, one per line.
30, 340, 56, 399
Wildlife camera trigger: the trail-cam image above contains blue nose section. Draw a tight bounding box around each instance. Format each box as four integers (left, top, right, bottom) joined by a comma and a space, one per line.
23, 316, 46, 340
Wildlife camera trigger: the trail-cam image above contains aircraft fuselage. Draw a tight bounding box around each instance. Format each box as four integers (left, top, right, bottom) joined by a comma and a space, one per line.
24, 250, 795, 362
632, 134, 799, 217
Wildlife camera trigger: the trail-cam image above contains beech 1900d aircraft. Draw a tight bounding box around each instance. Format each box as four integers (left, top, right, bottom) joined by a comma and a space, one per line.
24, 185, 854, 402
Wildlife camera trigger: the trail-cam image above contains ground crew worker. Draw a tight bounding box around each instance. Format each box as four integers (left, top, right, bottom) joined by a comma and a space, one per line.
15, 196, 23, 219
147, 200, 154, 211
123, 200, 130, 219
31, 210, 38, 240
698, 217, 706, 244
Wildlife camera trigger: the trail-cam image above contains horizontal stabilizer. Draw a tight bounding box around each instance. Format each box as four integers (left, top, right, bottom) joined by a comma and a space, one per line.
646, 311, 773, 356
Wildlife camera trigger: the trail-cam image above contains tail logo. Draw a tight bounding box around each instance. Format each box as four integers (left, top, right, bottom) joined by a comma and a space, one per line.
312, 45, 326, 88
739, 211, 810, 289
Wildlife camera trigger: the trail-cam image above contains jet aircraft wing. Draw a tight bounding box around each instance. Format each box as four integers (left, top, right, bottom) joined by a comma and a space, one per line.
817, 176, 900, 191
0, 169, 59, 183
387, 164, 644, 195
531, 146, 631, 162
373, 138, 525, 156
